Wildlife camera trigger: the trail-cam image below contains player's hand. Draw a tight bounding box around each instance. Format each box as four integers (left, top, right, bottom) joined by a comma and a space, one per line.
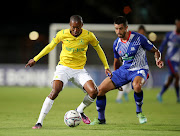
25, 59, 36, 68
105, 68, 112, 78
156, 59, 164, 68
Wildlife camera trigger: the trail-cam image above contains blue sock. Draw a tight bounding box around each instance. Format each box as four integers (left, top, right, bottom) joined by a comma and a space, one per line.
134, 91, 143, 113
175, 86, 179, 99
96, 95, 106, 120
160, 85, 168, 96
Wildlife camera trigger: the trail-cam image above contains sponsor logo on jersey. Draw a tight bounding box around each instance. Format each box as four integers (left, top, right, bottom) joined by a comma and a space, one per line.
65, 46, 85, 53
122, 53, 134, 61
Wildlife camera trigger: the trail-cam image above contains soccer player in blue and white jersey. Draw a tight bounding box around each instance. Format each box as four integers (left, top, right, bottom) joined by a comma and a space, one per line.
90, 16, 164, 125
157, 18, 180, 103
116, 25, 148, 103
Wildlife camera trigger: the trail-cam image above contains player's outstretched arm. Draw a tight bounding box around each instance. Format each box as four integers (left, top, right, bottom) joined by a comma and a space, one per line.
93, 44, 112, 76
25, 39, 58, 68
89, 31, 112, 76
25, 59, 36, 68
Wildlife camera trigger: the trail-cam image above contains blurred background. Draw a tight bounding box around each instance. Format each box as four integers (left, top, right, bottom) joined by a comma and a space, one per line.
0, 0, 179, 87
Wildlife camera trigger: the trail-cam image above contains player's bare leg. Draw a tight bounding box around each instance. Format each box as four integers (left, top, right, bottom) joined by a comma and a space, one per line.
83, 80, 98, 99
32, 80, 63, 129
90, 77, 116, 125
76, 80, 98, 124
98, 77, 116, 96
132, 76, 145, 93
132, 76, 147, 124
48, 80, 63, 100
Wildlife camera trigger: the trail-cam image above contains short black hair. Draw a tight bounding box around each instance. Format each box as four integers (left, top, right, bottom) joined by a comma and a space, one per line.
138, 25, 146, 32
114, 16, 128, 26
70, 15, 83, 23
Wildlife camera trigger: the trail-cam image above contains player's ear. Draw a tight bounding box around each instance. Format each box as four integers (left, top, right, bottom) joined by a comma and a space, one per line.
81, 23, 83, 28
126, 25, 128, 31
69, 22, 72, 27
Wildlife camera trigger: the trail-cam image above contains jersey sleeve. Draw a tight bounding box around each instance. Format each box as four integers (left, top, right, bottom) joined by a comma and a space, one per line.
140, 35, 154, 51
33, 41, 58, 62
89, 31, 109, 69
93, 44, 110, 69
53, 30, 63, 44
113, 39, 120, 59
159, 32, 171, 53
33, 30, 63, 62
89, 31, 99, 47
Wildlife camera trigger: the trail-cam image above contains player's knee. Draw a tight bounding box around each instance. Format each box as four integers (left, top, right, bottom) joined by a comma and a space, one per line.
97, 86, 102, 96
97, 86, 105, 96
132, 83, 142, 93
49, 80, 63, 100
87, 87, 98, 99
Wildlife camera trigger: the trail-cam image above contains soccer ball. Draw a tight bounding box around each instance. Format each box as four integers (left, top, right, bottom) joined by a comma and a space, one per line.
64, 110, 81, 127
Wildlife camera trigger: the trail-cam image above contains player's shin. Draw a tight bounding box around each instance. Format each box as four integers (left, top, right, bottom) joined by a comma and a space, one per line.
134, 91, 143, 113
96, 95, 106, 120
76, 94, 95, 113
36, 97, 54, 125
160, 85, 168, 96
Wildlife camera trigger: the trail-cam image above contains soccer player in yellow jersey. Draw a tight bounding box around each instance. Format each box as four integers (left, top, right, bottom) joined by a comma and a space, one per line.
25, 15, 112, 129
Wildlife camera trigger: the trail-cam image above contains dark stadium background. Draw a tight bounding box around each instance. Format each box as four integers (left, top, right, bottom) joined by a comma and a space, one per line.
0, 0, 179, 64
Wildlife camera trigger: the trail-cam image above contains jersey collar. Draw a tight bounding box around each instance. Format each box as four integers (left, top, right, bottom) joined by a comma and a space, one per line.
120, 31, 131, 43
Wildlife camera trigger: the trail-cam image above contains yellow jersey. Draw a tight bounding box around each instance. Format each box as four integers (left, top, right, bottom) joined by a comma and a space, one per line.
33, 28, 109, 69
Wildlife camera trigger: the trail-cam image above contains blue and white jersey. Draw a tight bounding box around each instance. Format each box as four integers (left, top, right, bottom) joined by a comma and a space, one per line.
113, 31, 154, 71
159, 31, 180, 63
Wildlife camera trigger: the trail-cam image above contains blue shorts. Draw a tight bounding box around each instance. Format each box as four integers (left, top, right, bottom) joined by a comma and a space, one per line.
111, 67, 149, 88
167, 60, 179, 75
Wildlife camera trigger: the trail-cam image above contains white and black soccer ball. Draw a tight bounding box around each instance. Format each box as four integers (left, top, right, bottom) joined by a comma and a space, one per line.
64, 110, 81, 127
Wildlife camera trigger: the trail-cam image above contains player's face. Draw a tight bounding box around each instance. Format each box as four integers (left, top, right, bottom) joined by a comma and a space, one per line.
70, 21, 83, 37
175, 20, 180, 33
114, 24, 127, 38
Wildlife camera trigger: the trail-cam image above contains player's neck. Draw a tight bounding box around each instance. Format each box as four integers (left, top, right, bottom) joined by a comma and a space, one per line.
121, 31, 131, 43
70, 29, 83, 37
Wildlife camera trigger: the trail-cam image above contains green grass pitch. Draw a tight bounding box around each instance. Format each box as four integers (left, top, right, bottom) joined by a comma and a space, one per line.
0, 86, 180, 136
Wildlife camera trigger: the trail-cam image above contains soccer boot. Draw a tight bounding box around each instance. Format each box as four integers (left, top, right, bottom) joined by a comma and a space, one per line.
32, 123, 42, 129
137, 113, 147, 124
80, 112, 91, 124
157, 94, 162, 103
90, 118, 106, 125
